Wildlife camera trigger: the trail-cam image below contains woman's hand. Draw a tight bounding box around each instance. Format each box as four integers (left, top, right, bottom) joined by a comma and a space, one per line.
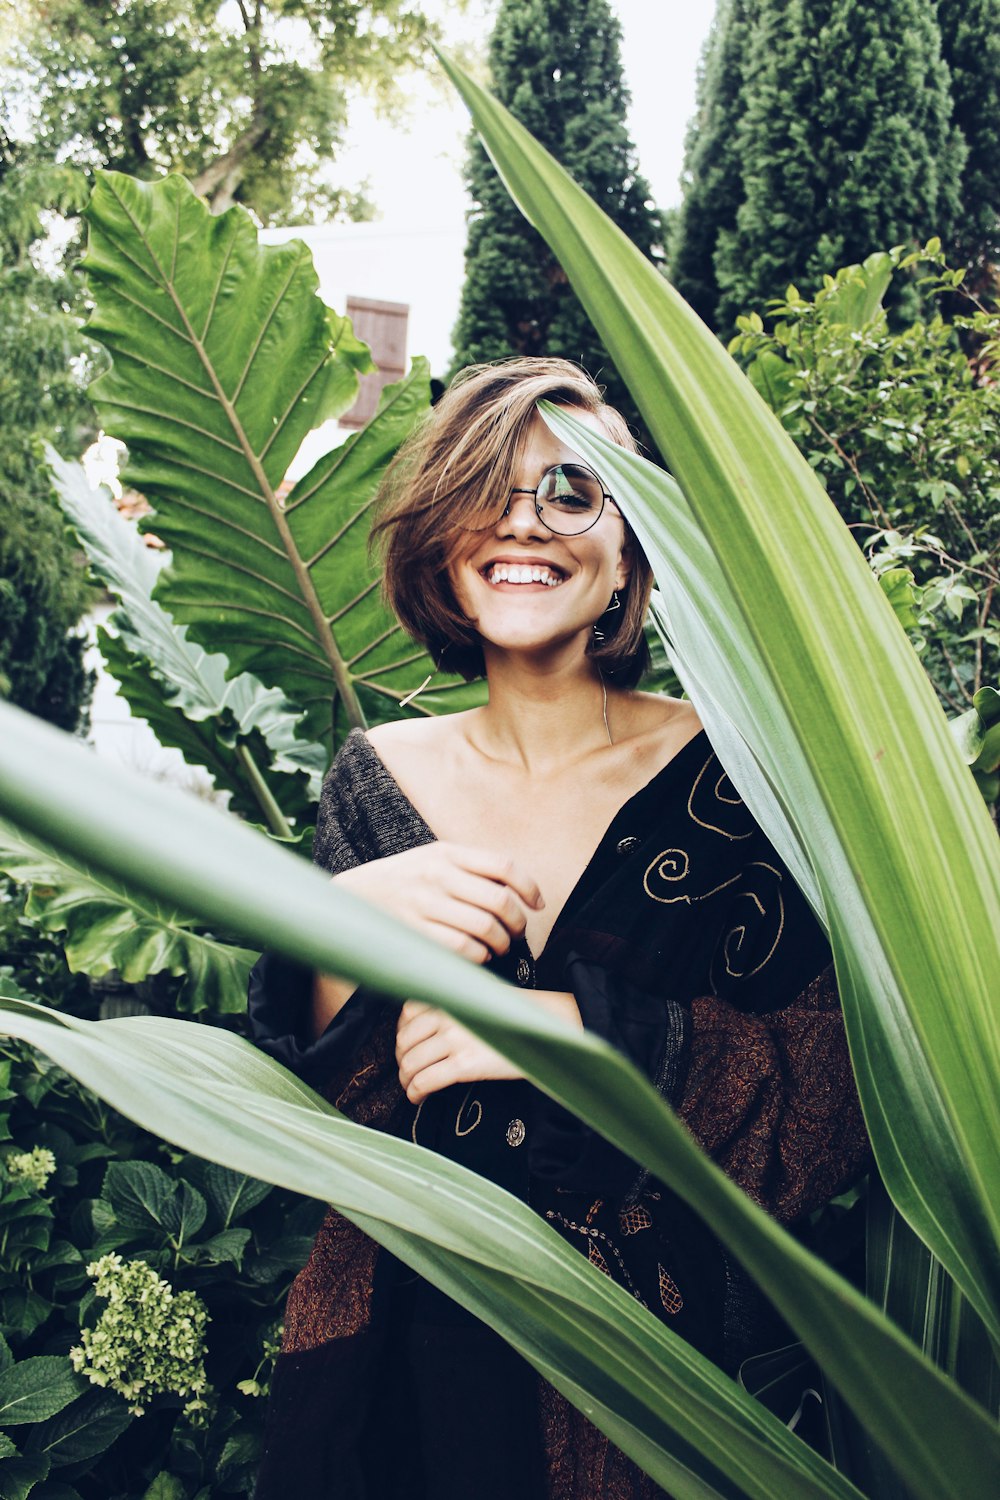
395, 991, 582, 1104
395, 1000, 521, 1104
333, 843, 544, 964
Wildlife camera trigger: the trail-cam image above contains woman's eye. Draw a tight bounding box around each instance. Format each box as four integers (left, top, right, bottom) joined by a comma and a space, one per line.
551, 493, 594, 510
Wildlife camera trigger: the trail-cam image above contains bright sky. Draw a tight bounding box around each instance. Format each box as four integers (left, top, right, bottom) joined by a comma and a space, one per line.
335, 1, 718, 229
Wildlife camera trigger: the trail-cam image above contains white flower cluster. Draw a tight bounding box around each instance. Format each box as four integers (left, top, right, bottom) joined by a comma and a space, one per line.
70, 1253, 211, 1417
5, 1146, 57, 1193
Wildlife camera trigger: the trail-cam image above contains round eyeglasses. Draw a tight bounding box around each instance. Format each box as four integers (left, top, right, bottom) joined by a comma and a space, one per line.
502, 463, 616, 536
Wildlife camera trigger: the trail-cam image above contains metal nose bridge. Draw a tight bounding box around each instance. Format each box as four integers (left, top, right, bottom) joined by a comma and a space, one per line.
502, 487, 544, 518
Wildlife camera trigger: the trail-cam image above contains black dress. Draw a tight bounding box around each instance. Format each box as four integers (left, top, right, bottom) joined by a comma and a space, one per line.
248, 728, 869, 1499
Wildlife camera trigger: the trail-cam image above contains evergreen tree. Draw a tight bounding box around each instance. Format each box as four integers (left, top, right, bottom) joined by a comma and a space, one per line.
937, 0, 1000, 284
672, 0, 965, 333
669, 0, 759, 329
450, 0, 662, 447
0, 130, 95, 733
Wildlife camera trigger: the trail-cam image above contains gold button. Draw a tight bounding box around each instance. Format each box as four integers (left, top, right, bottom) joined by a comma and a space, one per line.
506, 1118, 526, 1148
616, 836, 640, 855
515, 958, 532, 986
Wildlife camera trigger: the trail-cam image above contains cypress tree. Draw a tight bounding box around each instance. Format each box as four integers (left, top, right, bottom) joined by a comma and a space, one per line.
450, 0, 662, 447
672, 0, 965, 333
937, 0, 1000, 282
669, 0, 760, 329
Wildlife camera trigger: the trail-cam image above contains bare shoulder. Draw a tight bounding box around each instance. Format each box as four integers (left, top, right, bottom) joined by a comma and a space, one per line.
615, 690, 703, 751
365, 711, 475, 781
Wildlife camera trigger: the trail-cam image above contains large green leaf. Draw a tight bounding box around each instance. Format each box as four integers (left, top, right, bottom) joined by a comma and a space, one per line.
0, 703, 996, 1500
0, 989, 861, 1500
48, 449, 324, 834
0, 818, 254, 1015
435, 54, 1000, 1347
81, 172, 482, 750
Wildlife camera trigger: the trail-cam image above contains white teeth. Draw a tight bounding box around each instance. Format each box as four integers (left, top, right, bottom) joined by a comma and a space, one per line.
486, 563, 563, 587
486, 565, 562, 586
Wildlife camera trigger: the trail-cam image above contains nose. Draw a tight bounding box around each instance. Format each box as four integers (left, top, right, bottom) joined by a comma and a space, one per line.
499, 490, 548, 539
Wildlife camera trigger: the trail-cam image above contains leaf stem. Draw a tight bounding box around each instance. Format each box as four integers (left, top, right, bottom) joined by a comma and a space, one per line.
233, 745, 293, 840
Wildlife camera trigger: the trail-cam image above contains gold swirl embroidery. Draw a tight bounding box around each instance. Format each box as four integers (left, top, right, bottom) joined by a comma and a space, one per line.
714, 862, 786, 981
410, 1098, 425, 1144
687, 755, 754, 840
642, 847, 688, 902
455, 1088, 483, 1137
643, 854, 742, 907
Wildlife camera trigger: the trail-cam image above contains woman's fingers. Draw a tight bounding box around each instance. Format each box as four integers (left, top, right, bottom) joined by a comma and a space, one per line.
334, 841, 543, 963
396, 1032, 455, 1092
421, 896, 513, 957
403, 1060, 459, 1105
421, 920, 492, 965
395, 1003, 441, 1056
441, 871, 532, 942
444, 846, 545, 913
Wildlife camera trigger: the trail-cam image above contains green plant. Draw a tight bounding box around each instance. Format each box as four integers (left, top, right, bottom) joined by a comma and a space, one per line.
669, 0, 974, 332
727, 245, 999, 720
80, 172, 483, 756
71, 1253, 211, 1417
0, 1018, 323, 1496
0, 77, 996, 1497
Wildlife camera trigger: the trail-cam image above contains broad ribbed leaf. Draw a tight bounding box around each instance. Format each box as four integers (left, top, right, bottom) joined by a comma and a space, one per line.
48, 450, 324, 832
23, 1389, 131, 1467
0, 818, 254, 1014
435, 54, 1000, 1348
0, 990, 861, 1500
1, 703, 996, 1500
81, 173, 482, 749
0, 1356, 86, 1425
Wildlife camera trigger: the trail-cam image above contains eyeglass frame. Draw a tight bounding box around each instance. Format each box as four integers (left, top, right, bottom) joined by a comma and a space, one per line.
500, 462, 619, 536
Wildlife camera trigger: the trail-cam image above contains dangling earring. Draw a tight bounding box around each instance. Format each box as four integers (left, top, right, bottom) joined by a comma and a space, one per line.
592, 589, 621, 644
400, 644, 449, 709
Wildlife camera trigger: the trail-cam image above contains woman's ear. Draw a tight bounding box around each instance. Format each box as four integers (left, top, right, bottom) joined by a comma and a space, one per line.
615, 533, 634, 593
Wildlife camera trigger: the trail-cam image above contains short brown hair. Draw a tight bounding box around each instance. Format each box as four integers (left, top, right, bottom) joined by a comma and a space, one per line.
371, 357, 653, 685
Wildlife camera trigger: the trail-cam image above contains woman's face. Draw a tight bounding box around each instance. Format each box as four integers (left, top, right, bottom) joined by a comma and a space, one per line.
448, 410, 630, 664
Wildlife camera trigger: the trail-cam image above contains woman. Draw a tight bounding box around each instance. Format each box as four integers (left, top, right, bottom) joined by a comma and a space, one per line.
249, 358, 869, 1499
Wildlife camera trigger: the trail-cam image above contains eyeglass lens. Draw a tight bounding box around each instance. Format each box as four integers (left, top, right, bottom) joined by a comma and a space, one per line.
531, 464, 606, 534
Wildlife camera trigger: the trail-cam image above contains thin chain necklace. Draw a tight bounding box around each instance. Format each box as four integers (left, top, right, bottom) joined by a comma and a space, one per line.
601, 676, 613, 747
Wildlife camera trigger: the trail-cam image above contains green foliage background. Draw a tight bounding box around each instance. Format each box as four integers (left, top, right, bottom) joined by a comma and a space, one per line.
728, 246, 1000, 723
0, 146, 96, 733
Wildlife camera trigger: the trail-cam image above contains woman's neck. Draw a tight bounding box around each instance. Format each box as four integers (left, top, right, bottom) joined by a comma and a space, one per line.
467, 646, 614, 775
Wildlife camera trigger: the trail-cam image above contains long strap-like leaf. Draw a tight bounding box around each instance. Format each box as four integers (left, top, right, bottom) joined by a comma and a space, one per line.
0, 702, 995, 1500
433, 51, 1000, 1350
0, 991, 861, 1500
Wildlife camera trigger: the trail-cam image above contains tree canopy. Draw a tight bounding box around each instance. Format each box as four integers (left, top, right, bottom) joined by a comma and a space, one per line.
449, 0, 663, 449
670, 0, 995, 333
9, 0, 434, 225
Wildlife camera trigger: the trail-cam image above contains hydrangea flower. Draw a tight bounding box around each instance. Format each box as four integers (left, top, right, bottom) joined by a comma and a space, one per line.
5, 1146, 57, 1192
70, 1253, 211, 1417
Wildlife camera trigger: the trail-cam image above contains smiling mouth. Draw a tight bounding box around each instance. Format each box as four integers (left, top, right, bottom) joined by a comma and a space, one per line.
483, 563, 566, 587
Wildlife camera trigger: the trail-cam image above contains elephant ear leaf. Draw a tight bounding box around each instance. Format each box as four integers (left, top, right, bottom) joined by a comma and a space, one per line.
0, 819, 254, 1015
82, 172, 482, 752
48, 448, 324, 832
